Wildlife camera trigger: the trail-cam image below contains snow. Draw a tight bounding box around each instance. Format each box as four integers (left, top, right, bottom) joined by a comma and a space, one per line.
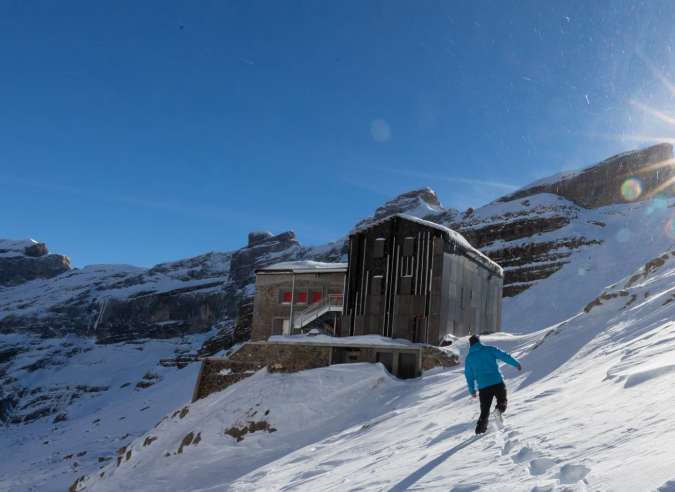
502, 197, 675, 333
6, 185, 675, 491
266, 334, 423, 347
259, 260, 348, 272
65, 240, 675, 492
0, 238, 39, 257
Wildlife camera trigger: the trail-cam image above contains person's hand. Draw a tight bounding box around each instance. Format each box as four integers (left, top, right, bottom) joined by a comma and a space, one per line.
517, 365, 523, 371
471, 393, 477, 398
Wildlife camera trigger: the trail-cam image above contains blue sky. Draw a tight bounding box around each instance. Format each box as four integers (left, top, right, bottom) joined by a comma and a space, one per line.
2, 1, 675, 267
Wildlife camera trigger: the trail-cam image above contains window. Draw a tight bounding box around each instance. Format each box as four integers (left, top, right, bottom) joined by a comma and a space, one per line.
371, 275, 383, 295
374, 238, 386, 258
403, 237, 415, 257
400, 275, 412, 294
311, 291, 323, 303
281, 291, 292, 304
297, 291, 307, 304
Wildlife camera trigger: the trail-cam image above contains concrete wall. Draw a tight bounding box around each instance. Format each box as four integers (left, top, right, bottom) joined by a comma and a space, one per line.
250, 272, 345, 342
439, 248, 503, 338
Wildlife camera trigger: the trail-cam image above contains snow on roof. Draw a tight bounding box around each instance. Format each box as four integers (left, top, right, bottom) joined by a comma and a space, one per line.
257, 260, 348, 274
350, 213, 503, 276
262, 334, 423, 348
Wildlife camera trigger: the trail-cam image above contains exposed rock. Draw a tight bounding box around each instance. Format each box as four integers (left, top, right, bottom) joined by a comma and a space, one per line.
0, 239, 71, 287
353, 187, 447, 230
498, 143, 675, 208
24, 242, 49, 257
248, 231, 274, 245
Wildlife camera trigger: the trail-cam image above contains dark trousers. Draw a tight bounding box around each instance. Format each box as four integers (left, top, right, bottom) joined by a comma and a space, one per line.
476, 382, 507, 434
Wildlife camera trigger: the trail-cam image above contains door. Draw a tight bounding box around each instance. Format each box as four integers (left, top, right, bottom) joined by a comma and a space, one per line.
397, 353, 417, 379
376, 351, 394, 374
282, 319, 290, 335
415, 317, 427, 343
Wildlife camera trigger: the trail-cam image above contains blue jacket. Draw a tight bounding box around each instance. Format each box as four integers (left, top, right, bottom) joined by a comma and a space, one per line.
464, 342, 521, 394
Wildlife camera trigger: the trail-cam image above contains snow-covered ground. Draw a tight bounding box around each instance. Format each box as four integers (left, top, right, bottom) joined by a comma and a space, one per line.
0, 333, 211, 492
66, 242, 675, 491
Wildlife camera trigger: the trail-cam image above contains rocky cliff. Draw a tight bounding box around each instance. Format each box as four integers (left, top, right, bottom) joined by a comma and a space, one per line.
497, 143, 675, 208
0, 239, 71, 287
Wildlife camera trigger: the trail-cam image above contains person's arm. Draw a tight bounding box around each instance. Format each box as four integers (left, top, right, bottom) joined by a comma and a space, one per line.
465, 359, 477, 396
489, 346, 522, 369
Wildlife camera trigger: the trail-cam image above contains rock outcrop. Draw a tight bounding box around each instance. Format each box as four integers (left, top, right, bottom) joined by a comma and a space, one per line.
0, 239, 71, 287
353, 187, 448, 230
498, 143, 675, 208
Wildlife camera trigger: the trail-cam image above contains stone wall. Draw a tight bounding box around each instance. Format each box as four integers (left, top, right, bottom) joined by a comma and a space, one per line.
192, 359, 266, 401
230, 342, 332, 373
421, 345, 459, 370
193, 340, 459, 401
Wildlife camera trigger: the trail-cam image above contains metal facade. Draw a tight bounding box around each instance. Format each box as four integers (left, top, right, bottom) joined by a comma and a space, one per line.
342, 215, 503, 343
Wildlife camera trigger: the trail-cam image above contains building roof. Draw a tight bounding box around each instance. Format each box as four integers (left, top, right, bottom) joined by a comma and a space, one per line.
350, 213, 503, 276
256, 260, 348, 275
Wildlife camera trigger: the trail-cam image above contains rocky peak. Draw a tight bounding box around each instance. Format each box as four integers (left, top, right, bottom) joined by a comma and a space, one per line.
248, 231, 274, 246
353, 187, 444, 230
499, 143, 675, 208
0, 238, 71, 287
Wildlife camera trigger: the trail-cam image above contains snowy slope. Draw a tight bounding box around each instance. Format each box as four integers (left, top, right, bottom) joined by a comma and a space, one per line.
0, 333, 211, 492
499, 196, 675, 333
70, 245, 675, 492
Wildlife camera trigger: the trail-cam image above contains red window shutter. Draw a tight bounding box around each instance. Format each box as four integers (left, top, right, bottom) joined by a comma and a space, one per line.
311, 292, 322, 303
282, 292, 292, 303
297, 291, 307, 304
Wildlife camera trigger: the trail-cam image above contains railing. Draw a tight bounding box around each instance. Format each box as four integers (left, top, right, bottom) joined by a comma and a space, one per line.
318, 321, 336, 337
293, 294, 343, 328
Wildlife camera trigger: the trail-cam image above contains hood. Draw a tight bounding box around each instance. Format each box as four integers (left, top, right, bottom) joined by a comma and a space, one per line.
469, 342, 486, 353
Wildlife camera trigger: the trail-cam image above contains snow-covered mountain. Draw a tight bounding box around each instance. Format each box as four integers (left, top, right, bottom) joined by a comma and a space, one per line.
2, 143, 675, 491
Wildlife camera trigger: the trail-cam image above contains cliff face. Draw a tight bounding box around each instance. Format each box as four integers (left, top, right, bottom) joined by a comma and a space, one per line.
498, 143, 675, 208
0, 239, 71, 287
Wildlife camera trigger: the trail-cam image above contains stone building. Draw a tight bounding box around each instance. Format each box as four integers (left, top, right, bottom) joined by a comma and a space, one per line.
342, 214, 503, 343
250, 261, 347, 341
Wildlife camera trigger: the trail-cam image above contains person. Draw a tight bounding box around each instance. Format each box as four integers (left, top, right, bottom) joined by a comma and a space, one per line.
464, 334, 523, 434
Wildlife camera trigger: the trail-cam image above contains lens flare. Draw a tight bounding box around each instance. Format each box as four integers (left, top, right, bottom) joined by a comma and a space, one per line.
577, 268, 586, 276
621, 178, 643, 201
616, 228, 631, 243
666, 218, 675, 239
370, 119, 391, 142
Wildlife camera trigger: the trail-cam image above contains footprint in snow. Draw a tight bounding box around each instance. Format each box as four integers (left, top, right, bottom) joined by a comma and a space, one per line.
530, 483, 556, 492
511, 445, 542, 464
554, 463, 591, 485
501, 438, 519, 456
529, 457, 556, 476
450, 485, 480, 492
655, 479, 675, 492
